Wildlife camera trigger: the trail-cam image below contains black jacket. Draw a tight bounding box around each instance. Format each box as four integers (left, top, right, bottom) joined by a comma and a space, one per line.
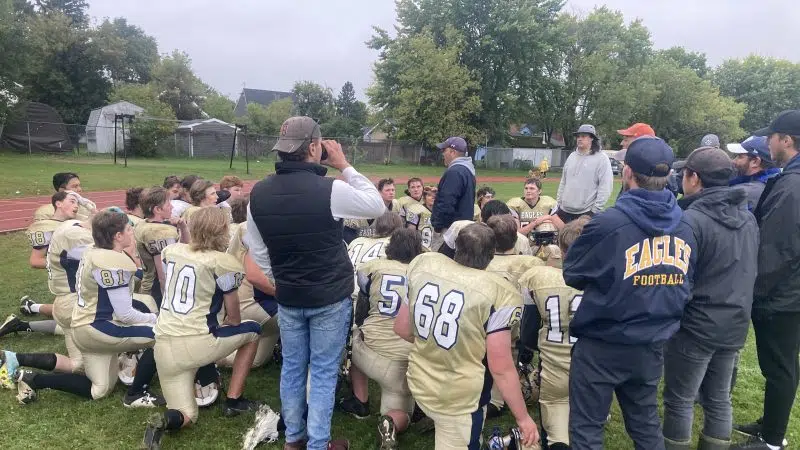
679, 186, 758, 349
753, 154, 800, 317
249, 162, 354, 308
431, 157, 476, 232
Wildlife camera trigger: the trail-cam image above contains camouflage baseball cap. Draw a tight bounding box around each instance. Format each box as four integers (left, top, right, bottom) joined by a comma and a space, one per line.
273, 116, 321, 153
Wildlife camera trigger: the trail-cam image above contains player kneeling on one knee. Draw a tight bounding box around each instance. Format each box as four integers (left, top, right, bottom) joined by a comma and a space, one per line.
14, 210, 163, 408
344, 228, 424, 448
143, 207, 262, 450
394, 223, 540, 450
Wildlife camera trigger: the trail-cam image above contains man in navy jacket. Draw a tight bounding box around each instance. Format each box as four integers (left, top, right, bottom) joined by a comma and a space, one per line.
431, 137, 476, 236
563, 136, 697, 450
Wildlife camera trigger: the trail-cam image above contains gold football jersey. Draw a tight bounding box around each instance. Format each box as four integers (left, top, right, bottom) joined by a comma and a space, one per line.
181, 205, 201, 223
155, 243, 245, 337
34, 202, 94, 222
357, 258, 413, 361
486, 254, 545, 289
507, 196, 557, 228
404, 253, 522, 415
473, 204, 482, 222
519, 266, 582, 377
72, 248, 138, 328
226, 221, 254, 302
405, 203, 441, 251
127, 214, 144, 227
348, 236, 391, 297
397, 196, 421, 218
134, 220, 180, 295
27, 218, 66, 250
514, 233, 534, 256
46, 221, 94, 296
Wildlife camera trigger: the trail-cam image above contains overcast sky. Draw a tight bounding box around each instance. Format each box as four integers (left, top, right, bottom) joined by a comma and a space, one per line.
87, 0, 800, 101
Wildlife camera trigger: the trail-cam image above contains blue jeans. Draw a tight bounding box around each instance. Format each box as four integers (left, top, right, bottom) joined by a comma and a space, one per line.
278, 298, 352, 450
663, 329, 737, 442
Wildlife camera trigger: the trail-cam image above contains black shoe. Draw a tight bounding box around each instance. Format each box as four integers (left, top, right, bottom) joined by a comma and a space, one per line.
486, 403, 507, 419
730, 435, 784, 450
337, 395, 369, 419
141, 413, 166, 450
733, 418, 764, 437
222, 397, 263, 417
0, 315, 31, 338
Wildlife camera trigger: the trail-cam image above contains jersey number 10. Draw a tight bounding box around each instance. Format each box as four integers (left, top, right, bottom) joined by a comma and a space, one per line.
162, 262, 198, 314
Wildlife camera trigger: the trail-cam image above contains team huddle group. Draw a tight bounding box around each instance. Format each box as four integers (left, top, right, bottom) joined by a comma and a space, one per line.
2, 109, 800, 450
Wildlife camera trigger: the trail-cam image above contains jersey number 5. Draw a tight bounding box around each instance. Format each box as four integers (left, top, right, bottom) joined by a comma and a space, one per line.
162, 262, 198, 315
378, 274, 405, 316
544, 294, 582, 344
413, 283, 465, 350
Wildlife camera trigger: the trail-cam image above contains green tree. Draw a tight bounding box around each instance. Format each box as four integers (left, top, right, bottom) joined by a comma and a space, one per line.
373, 0, 563, 142
94, 18, 159, 83
151, 51, 207, 120
240, 98, 293, 136
201, 91, 235, 123
32, 0, 88, 27
292, 81, 334, 124
629, 57, 745, 155
0, 0, 28, 121
109, 83, 176, 157
657, 46, 709, 78
713, 55, 800, 133
368, 28, 483, 146
326, 81, 367, 138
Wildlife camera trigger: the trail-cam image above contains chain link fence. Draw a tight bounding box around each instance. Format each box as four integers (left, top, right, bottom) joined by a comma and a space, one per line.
0, 118, 447, 166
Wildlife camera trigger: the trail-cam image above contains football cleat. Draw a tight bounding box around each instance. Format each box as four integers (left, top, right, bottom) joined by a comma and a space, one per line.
118, 351, 142, 386
19, 296, 36, 316
377, 415, 397, 450
0, 315, 31, 338
124, 390, 167, 408
337, 395, 369, 420
733, 418, 789, 447
241, 404, 281, 450
195, 381, 219, 407
141, 413, 166, 450
222, 397, 264, 418
15, 369, 37, 405
0, 350, 19, 389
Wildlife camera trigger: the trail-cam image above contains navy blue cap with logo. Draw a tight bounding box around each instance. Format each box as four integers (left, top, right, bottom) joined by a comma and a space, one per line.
726, 136, 772, 163
624, 136, 675, 177
753, 109, 800, 137
436, 137, 468, 153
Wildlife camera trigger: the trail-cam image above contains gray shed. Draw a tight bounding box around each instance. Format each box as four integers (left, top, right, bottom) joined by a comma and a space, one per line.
176, 119, 236, 157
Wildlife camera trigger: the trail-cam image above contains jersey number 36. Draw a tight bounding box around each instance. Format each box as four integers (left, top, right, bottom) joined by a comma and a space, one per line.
413, 282, 465, 350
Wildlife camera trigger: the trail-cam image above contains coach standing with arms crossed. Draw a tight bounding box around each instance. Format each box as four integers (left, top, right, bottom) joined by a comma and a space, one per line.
246, 116, 385, 450
431, 137, 476, 246
732, 110, 800, 450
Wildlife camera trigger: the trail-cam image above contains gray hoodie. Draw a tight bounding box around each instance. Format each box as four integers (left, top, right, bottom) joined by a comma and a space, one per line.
556, 149, 614, 214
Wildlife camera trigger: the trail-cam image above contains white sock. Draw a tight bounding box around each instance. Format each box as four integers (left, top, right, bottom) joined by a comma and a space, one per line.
30, 304, 41, 314
767, 444, 781, 450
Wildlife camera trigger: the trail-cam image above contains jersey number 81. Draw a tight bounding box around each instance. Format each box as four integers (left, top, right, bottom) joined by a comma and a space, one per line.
413, 282, 465, 350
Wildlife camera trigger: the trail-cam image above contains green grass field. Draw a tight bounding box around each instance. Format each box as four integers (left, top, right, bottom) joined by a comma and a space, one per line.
0, 152, 797, 449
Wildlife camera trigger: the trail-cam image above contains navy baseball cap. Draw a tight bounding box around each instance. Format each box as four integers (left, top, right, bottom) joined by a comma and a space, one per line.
436, 137, 468, 153
624, 136, 674, 177
754, 110, 800, 137
727, 136, 772, 162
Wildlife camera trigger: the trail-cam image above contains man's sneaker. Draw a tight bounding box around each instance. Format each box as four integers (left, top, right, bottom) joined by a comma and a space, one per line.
730, 435, 785, 450
326, 439, 349, 450
195, 381, 219, 407
124, 390, 167, 408
0, 315, 30, 338
337, 396, 369, 419
733, 419, 788, 447
15, 369, 37, 404
0, 350, 19, 389
377, 415, 397, 450
222, 397, 264, 417
118, 351, 142, 386
141, 413, 166, 450
19, 296, 36, 316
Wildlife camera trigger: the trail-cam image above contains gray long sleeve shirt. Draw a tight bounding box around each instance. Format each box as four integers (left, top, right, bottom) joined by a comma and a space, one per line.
556, 149, 614, 214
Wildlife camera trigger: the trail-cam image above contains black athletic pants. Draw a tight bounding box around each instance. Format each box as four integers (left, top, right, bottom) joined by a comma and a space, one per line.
752, 311, 800, 446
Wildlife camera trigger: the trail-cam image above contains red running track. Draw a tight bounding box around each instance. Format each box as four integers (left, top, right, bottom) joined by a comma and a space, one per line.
0, 175, 530, 234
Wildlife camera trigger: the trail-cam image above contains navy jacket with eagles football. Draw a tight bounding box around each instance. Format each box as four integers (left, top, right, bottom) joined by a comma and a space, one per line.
563, 188, 697, 346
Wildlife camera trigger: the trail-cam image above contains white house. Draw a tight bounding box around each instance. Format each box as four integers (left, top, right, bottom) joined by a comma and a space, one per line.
85, 101, 144, 154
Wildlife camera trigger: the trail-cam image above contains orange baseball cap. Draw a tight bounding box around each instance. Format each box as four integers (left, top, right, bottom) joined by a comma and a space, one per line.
617, 123, 655, 138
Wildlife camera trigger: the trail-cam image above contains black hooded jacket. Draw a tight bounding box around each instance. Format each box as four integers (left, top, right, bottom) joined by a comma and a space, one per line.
679, 186, 758, 349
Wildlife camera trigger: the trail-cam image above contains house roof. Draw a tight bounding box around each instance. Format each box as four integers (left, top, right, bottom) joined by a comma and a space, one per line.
177, 118, 235, 130
234, 88, 295, 116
